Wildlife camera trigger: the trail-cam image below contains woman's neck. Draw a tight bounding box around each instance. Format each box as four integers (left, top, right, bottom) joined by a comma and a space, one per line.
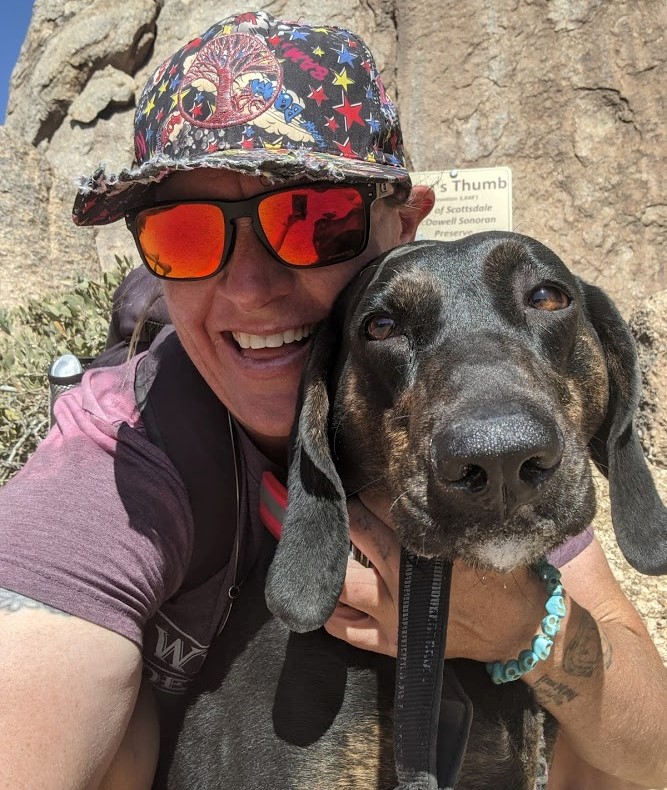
242, 425, 289, 468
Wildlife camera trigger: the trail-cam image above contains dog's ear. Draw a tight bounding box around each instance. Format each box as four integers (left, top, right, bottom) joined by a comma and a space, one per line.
581, 280, 667, 575
264, 319, 350, 632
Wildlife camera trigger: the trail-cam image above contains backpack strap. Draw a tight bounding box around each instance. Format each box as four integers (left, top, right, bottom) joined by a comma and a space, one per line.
135, 328, 239, 592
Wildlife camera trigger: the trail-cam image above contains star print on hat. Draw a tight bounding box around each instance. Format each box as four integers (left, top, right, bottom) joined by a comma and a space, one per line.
73, 10, 410, 226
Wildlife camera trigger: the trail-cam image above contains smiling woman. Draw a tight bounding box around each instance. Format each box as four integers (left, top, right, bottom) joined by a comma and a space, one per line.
155, 168, 422, 453
1, 8, 666, 790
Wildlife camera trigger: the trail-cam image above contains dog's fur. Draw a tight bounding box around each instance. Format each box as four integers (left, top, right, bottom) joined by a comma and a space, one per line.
163, 233, 667, 789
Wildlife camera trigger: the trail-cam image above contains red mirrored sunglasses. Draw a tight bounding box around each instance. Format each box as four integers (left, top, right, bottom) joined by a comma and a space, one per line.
125, 182, 396, 281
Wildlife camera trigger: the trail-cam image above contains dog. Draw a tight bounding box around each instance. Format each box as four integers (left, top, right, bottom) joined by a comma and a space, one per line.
162, 233, 667, 789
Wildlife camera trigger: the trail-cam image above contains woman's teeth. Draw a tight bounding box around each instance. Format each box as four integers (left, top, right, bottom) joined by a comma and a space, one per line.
232, 325, 312, 350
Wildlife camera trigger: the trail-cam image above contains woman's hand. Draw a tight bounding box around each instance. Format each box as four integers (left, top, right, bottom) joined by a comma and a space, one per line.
324, 496, 402, 656
325, 492, 547, 664
325, 494, 667, 787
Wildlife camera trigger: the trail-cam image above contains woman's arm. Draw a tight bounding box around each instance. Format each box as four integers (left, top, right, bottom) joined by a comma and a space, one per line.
326, 496, 667, 788
0, 592, 158, 790
523, 538, 667, 787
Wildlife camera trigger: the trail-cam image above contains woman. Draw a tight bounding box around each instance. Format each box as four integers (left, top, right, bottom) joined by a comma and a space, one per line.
0, 11, 665, 789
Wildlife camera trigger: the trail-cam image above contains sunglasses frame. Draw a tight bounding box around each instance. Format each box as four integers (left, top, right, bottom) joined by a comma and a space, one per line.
125, 181, 396, 281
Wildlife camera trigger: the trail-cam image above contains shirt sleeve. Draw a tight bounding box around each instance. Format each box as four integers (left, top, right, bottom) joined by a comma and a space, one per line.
0, 357, 193, 649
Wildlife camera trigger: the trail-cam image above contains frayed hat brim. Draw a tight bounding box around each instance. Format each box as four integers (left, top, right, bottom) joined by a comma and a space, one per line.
72, 149, 410, 227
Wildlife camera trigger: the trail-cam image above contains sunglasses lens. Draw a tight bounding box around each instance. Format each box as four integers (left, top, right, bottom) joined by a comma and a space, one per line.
258, 187, 366, 266
136, 203, 225, 279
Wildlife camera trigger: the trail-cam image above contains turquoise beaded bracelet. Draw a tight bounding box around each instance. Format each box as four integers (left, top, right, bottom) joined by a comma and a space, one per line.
486, 561, 566, 684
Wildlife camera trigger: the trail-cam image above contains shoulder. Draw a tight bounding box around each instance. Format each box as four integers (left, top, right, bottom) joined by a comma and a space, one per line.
0, 351, 196, 646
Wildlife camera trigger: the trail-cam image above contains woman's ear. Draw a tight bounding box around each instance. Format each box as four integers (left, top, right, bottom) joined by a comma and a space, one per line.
398, 184, 436, 243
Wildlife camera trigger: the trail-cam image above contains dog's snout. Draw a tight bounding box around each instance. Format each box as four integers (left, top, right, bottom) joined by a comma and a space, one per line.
432, 407, 563, 516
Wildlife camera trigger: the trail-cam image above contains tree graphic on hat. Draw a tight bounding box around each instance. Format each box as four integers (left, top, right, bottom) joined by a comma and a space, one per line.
180, 34, 282, 128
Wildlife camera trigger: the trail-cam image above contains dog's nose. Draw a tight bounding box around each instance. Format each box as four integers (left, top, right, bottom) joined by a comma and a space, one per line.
432, 407, 563, 515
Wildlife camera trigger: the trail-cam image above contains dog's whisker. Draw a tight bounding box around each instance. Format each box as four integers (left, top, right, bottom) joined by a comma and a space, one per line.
389, 489, 410, 514
331, 423, 342, 453
346, 476, 386, 497
388, 413, 410, 423
474, 566, 488, 587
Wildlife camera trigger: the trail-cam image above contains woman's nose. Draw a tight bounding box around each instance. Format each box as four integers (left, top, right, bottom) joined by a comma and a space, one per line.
219, 218, 293, 312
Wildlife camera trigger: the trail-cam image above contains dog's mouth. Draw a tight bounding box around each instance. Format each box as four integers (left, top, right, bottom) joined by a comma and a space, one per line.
390, 447, 594, 568
397, 508, 570, 571
465, 531, 555, 572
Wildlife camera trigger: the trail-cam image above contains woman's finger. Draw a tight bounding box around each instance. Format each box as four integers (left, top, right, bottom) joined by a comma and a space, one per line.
347, 496, 401, 586
338, 560, 387, 615
325, 603, 397, 656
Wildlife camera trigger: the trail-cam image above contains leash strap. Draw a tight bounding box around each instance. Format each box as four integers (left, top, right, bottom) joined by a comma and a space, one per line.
258, 474, 472, 786
393, 550, 455, 790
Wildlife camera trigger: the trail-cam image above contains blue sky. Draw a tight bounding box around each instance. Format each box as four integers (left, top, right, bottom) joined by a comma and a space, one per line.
1, 1, 35, 122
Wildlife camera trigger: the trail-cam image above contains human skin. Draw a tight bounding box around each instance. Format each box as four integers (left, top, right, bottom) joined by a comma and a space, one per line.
158, 168, 433, 464
0, 168, 433, 790
5, 171, 667, 790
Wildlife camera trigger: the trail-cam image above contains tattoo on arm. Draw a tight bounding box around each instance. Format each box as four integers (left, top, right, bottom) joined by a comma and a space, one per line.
532, 674, 579, 706
563, 611, 613, 677
0, 588, 70, 616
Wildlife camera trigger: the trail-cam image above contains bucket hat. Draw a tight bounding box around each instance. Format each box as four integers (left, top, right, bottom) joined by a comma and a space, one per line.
73, 10, 410, 226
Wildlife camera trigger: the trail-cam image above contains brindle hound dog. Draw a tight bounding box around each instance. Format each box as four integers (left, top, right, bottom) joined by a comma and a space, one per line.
163, 233, 666, 790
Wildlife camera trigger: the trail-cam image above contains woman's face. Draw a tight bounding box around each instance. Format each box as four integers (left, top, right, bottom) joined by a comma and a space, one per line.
158, 168, 430, 459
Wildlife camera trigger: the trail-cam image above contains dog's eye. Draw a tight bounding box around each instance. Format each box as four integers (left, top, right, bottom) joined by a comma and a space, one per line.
528, 286, 570, 311
365, 315, 396, 340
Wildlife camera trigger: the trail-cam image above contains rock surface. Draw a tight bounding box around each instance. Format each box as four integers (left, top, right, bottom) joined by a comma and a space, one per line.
5, 0, 155, 147
2, 0, 665, 313
630, 290, 667, 470
398, 0, 666, 312
0, 126, 98, 305
68, 66, 137, 125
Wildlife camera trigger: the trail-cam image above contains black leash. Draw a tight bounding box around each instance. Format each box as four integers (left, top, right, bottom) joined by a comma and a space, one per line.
393, 550, 470, 790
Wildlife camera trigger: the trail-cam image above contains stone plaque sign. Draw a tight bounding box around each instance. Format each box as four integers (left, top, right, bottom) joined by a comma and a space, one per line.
411, 167, 513, 242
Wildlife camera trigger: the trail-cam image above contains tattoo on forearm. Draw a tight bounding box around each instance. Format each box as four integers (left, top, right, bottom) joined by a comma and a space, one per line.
563, 612, 612, 677
532, 674, 579, 706
0, 589, 70, 616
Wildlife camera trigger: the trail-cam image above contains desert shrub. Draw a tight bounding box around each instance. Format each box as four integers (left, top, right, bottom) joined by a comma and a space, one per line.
0, 256, 134, 485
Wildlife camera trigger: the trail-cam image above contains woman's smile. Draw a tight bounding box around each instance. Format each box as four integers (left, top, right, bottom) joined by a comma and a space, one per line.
231, 323, 314, 350
215, 326, 314, 372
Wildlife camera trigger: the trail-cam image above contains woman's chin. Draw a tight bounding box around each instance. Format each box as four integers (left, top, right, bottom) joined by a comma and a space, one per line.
232, 402, 294, 457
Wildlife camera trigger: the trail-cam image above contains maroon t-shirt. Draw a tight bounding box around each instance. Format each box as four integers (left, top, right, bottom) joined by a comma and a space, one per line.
0, 352, 592, 699
0, 354, 280, 699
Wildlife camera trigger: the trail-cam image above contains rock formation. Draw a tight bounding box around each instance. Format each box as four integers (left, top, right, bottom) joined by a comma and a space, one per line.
2, 0, 664, 314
